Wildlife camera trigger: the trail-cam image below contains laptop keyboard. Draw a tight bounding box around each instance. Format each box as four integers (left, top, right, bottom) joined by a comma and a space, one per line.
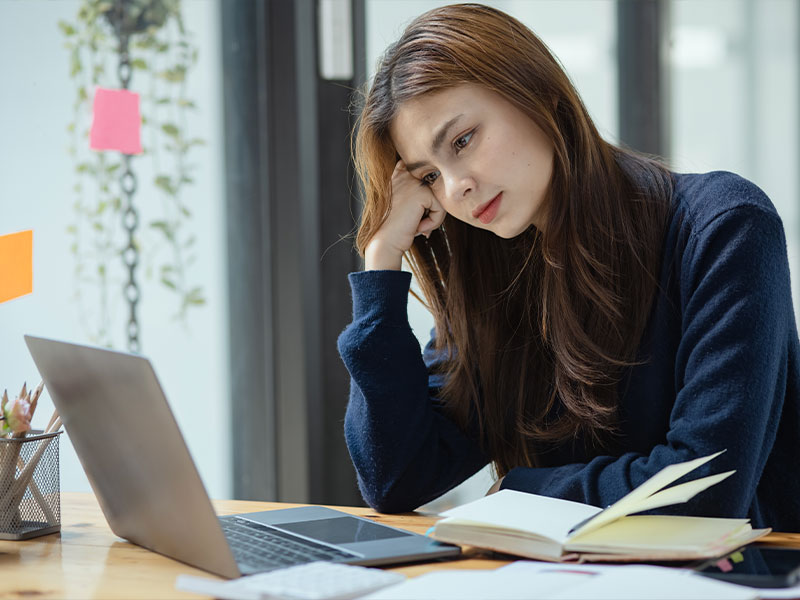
220, 516, 359, 571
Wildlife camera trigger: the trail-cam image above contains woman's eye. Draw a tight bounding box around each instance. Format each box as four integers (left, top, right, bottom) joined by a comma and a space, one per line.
422, 171, 439, 186
454, 131, 473, 151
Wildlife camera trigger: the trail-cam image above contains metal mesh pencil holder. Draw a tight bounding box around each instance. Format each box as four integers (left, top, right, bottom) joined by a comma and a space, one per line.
0, 430, 62, 540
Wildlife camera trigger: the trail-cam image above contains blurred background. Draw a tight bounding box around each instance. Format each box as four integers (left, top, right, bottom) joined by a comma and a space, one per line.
0, 0, 797, 511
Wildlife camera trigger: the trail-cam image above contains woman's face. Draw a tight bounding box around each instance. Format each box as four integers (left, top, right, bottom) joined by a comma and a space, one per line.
389, 83, 554, 238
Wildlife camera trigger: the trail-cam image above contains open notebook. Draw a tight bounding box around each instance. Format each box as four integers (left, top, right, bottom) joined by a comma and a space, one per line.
431, 451, 770, 562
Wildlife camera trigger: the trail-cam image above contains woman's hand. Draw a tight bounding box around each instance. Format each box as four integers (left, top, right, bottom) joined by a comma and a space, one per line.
365, 160, 445, 271
486, 476, 504, 495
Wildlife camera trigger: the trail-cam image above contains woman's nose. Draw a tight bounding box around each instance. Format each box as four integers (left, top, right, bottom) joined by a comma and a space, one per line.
443, 171, 476, 203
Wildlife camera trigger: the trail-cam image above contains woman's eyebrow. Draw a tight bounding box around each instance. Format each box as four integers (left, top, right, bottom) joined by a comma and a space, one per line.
404, 114, 464, 172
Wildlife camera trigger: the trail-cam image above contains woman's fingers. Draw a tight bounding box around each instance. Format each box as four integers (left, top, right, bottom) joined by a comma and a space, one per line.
386, 159, 444, 240
366, 160, 442, 269
415, 193, 445, 238
415, 211, 443, 237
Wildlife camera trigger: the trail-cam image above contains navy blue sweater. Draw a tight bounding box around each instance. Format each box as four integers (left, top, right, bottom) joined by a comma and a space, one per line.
337, 172, 800, 531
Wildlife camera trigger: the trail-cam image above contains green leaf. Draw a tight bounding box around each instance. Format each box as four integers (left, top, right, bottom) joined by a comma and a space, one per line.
161, 123, 179, 138
58, 21, 77, 36
92, 222, 103, 232
154, 175, 176, 195
184, 287, 205, 306
150, 220, 175, 241
182, 138, 205, 152
158, 65, 186, 83
180, 206, 192, 218
177, 99, 196, 109
135, 36, 157, 50
161, 277, 177, 290
131, 58, 148, 70
70, 50, 82, 77
156, 97, 171, 105
66, 225, 77, 234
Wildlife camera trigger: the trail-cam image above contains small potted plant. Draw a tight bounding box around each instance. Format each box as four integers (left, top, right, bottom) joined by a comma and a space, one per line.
0, 383, 63, 540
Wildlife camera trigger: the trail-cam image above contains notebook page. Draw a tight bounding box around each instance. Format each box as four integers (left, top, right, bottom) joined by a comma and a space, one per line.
569, 450, 726, 538
439, 489, 601, 544
621, 471, 735, 514
565, 515, 751, 552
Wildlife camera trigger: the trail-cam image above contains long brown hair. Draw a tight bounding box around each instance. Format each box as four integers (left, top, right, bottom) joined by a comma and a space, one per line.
353, 4, 673, 475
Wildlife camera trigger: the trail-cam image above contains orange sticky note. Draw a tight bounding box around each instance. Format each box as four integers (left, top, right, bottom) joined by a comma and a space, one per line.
89, 87, 143, 155
0, 230, 33, 303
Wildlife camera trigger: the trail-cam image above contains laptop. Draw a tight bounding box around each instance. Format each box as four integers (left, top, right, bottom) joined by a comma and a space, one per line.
24, 335, 460, 578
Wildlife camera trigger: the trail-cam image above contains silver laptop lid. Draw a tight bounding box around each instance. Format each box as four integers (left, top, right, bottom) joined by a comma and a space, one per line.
25, 335, 240, 578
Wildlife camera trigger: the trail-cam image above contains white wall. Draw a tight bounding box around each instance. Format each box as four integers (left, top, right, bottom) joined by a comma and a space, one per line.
0, 1, 231, 499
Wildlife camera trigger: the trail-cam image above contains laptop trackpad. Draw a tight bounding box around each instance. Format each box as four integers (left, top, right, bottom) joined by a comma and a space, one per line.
274, 517, 411, 545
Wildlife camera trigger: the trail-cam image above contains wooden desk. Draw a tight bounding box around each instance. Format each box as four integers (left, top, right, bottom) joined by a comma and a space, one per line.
0, 493, 500, 599
2, 493, 799, 599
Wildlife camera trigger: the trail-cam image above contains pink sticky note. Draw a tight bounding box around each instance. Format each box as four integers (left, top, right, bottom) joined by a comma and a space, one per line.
715, 558, 733, 573
89, 87, 143, 155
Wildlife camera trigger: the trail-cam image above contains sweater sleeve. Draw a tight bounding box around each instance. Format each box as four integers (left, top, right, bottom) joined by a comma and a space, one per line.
501, 204, 793, 518
337, 270, 489, 513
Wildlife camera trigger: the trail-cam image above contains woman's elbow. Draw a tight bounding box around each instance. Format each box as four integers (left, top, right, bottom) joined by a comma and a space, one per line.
356, 475, 419, 514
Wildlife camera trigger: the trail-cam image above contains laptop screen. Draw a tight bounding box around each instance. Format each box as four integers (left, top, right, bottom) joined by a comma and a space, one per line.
275, 517, 411, 545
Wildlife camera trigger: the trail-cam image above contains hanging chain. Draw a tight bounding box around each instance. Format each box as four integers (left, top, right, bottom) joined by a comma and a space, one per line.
118, 33, 141, 353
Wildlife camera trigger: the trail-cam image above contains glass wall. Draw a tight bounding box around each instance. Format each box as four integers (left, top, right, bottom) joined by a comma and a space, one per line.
0, 0, 231, 498
670, 0, 799, 309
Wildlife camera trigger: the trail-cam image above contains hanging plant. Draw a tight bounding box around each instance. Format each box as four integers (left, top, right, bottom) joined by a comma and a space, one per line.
59, 0, 205, 348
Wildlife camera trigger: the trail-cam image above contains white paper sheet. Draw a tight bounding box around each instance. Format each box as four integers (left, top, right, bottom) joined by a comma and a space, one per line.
363, 569, 591, 599
363, 561, 757, 600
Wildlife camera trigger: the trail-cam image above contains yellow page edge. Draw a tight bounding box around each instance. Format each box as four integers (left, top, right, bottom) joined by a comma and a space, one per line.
568, 450, 727, 539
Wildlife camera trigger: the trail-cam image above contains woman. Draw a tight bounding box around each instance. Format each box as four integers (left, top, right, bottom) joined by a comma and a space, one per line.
337, 3, 800, 530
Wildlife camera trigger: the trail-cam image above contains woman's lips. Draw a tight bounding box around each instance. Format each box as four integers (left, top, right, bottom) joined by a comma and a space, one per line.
472, 192, 502, 224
